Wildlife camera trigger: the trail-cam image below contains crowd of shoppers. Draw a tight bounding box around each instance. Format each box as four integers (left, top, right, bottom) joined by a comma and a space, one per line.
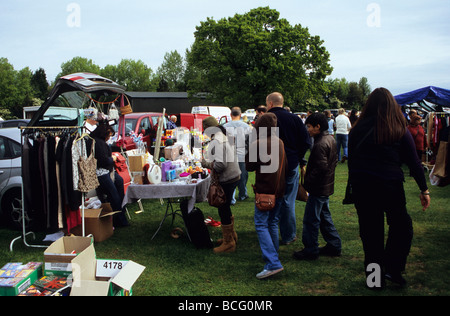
201, 89, 431, 288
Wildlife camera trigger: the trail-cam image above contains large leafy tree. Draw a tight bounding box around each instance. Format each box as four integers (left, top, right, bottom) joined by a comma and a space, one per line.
0, 58, 36, 119
187, 6, 333, 109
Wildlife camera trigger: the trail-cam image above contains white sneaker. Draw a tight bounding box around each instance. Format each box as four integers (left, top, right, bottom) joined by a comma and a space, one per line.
256, 267, 284, 279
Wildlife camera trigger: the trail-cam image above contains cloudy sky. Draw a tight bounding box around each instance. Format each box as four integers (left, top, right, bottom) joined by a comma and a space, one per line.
1, 0, 449, 96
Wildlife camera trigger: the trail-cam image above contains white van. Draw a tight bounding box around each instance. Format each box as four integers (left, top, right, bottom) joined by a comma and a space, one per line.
191, 106, 231, 124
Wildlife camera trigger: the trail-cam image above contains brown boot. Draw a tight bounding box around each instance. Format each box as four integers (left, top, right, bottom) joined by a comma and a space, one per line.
213, 224, 236, 253
217, 216, 238, 245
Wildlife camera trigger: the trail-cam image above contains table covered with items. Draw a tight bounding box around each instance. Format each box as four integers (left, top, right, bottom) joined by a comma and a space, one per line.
121, 125, 212, 239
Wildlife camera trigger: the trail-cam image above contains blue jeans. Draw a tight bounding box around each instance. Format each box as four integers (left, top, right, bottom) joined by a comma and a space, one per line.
254, 198, 283, 270
231, 162, 248, 204
279, 166, 299, 243
335, 134, 348, 161
302, 194, 341, 255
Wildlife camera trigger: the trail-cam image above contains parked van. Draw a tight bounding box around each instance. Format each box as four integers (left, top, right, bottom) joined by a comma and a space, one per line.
191, 106, 231, 123
171, 113, 211, 132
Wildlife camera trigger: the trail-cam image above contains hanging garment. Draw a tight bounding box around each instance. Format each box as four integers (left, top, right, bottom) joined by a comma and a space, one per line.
77, 139, 100, 193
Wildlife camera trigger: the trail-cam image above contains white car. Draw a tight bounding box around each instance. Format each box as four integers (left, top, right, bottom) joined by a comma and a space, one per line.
0, 128, 24, 230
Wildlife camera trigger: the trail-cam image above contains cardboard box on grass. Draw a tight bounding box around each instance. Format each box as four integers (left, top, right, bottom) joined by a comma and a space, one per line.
72, 203, 120, 242
0, 262, 43, 296
70, 243, 145, 296
44, 236, 93, 277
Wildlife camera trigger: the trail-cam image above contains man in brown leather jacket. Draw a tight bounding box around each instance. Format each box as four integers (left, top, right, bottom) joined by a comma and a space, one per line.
293, 112, 342, 260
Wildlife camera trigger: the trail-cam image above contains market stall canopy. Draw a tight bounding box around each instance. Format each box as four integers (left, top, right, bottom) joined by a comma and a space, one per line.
395, 86, 450, 109
28, 73, 126, 127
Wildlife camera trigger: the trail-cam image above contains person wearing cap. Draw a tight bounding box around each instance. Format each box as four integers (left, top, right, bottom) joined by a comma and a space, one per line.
91, 121, 129, 228
202, 116, 241, 253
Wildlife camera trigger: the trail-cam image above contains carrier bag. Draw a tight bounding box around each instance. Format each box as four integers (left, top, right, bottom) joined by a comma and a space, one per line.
180, 200, 213, 249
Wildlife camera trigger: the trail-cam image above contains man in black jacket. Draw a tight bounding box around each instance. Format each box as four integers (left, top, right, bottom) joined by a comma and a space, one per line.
266, 92, 311, 245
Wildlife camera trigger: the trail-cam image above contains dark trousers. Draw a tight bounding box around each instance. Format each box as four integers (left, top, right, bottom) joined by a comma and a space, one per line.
97, 172, 129, 227
353, 176, 413, 275
218, 180, 239, 225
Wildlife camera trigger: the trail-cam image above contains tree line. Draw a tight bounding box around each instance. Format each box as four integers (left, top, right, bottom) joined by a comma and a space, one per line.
0, 7, 370, 120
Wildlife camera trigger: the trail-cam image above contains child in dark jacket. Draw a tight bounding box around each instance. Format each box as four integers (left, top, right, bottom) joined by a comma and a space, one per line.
293, 112, 341, 260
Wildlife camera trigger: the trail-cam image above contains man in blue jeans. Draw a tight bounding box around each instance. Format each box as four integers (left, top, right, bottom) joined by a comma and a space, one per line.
266, 92, 311, 245
224, 107, 252, 204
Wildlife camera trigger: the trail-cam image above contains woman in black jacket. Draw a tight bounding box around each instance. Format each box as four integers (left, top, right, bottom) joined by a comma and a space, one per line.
348, 88, 430, 288
91, 121, 129, 227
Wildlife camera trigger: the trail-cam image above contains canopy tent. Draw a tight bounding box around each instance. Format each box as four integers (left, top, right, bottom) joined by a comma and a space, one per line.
395, 86, 450, 111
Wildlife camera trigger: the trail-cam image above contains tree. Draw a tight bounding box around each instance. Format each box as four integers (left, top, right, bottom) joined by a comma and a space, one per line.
101, 59, 157, 91
347, 82, 364, 109
31, 67, 49, 101
188, 7, 333, 109
56, 56, 101, 81
358, 76, 371, 105
0, 58, 35, 119
157, 50, 186, 92
0, 58, 18, 118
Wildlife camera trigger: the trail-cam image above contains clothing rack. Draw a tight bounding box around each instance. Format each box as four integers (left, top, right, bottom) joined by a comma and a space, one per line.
10, 125, 83, 252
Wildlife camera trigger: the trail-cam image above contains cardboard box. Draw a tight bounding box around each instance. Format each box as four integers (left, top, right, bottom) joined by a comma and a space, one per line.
72, 203, 120, 242
0, 262, 43, 296
126, 151, 146, 172
164, 144, 183, 161
131, 171, 144, 184
44, 236, 93, 277
70, 244, 145, 296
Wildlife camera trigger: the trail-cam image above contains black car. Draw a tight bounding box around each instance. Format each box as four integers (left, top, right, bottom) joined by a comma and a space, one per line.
0, 119, 30, 128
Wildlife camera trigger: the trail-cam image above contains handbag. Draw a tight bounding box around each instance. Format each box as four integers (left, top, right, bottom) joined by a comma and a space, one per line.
119, 94, 133, 115
296, 166, 308, 202
77, 140, 100, 193
434, 135, 449, 178
254, 149, 285, 211
207, 168, 226, 208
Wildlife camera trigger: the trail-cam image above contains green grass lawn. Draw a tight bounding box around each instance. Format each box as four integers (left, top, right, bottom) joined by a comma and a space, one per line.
1, 161, 449, 296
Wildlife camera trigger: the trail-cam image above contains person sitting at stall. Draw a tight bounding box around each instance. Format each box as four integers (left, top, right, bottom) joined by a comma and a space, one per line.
90, 121, 129, 227
167, 115, 178, 129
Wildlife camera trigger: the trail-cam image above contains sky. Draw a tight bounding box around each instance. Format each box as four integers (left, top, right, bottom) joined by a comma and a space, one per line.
0, 0, 449, 96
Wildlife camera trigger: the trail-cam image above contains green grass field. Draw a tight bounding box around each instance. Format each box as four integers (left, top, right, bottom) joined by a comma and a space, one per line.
1, 161, 449, 296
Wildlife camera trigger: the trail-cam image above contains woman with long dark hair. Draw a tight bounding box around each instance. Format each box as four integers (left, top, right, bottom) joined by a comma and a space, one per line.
348, 88, 430, 288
